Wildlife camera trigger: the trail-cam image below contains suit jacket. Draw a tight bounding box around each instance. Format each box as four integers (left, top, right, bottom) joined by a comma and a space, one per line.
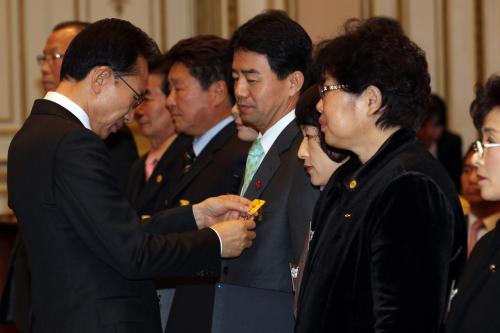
437, 130, 462, 191
105, 125, 139, 193
7, 99, 221, 333
127, 134, 192, 216
211, 120, 319, 333
161, 121, 250, 333
446, 219, 500, 333
158, 122, 249, 211
295, 129, 465, 333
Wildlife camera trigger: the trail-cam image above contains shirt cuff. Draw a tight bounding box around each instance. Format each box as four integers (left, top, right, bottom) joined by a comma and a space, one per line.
209, 226, 223, 256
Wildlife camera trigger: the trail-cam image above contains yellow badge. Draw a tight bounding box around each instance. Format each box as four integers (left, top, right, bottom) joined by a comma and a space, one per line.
349, 180, 357, 189
179, 199, 190, 206
248, 199, 266, 218
140, 214, 151, 220
156, 174, 163, 183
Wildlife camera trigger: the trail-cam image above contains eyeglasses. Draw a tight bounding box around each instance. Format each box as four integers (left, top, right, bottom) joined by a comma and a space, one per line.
474, 140, 500, 159
36, 53, 64, 65
115, 73, 144, 109
319, 84, 349, 98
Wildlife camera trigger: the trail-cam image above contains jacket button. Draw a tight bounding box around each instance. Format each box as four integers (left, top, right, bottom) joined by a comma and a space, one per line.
490, 264, 496, 272
223, 266, 229, 275
164, 200, 169, 207
344, 213, 352, 219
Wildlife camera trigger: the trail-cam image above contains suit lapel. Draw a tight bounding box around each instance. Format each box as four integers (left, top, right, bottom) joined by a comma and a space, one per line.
243, 121, 300, 199
166, 122, 236, 203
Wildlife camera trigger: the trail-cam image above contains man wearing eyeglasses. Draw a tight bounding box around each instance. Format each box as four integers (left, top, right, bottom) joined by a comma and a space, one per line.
7, 18, 256, 333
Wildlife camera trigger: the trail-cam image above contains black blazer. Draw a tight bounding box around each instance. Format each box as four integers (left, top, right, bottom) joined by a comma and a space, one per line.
105, 125, 139, 193
211, 120, 320, 333
157, 121, 250, 210
0, 124, 139, 333
7, 99, 221, 333
446, 220, 500, 333
437, 130, 462, 191
127, 134, 192, 216
295, 129, 465, 333
163, 121, 250, 333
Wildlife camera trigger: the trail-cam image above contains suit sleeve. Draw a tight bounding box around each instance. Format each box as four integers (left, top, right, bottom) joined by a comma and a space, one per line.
54, 129, 221, 280
369, 174, 454, 332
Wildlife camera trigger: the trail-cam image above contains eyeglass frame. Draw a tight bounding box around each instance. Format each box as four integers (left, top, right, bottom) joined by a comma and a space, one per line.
36, 53, 64, 65
474, 140, 500, 159
319, 84, 349, 98
114, 73, 144, 109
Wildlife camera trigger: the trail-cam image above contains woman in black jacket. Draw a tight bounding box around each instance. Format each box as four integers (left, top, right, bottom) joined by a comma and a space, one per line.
446, 74, 500, 333
294, 17, 466, 333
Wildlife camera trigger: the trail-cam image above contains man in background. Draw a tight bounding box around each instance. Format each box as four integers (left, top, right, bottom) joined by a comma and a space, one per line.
126, 56, 191, 330
160, 35, 250, 333
417, 93, 462, 190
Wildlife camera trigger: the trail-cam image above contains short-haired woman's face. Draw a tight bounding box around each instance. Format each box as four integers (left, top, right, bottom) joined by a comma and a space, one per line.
232, 104, 259, 142
316, 74, 363, 151
476, 107, 500, 200
298, 125, 345, 187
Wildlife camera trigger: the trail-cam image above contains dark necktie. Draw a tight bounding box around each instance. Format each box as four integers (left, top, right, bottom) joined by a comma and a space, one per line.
182, 145, 195, 174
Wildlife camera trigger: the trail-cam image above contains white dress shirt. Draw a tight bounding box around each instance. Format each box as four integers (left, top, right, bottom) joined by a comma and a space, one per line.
44, 91, 91, 130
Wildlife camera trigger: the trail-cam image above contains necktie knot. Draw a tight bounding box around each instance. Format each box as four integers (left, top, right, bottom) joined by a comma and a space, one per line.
241, 139, 264, 195
144, 154, 158, 181
468, 218, 486, 256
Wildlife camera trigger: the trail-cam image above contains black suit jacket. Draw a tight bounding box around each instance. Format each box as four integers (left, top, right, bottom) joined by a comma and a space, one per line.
127, 134, 192, 216
163, 121, 250, 333
0, 124, 139, 333
437, 130, 462, 191
446, 220, 500, 333
211, 120, 319, 333
295, 129, 465, 333
7, 99, 221, 333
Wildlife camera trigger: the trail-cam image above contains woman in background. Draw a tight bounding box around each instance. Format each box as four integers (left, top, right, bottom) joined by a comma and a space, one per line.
446, 74, 500, 333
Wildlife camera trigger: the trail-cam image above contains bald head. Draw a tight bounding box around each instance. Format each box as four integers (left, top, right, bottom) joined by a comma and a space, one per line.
39, 22, 88, 91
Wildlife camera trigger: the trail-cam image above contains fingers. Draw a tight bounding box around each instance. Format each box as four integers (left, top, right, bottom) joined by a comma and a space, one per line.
218, 194, 252, 212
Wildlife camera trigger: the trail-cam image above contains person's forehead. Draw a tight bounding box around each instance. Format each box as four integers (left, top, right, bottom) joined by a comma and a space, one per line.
44, 27, 79, 52
232, 50, 271, 71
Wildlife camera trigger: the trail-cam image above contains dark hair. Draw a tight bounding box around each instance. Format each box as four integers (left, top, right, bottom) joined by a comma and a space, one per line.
164, 35, 234, 103
296, 85, 350, 163
230, 10, 312, 91
470, 74, 500, 130
315, 17, 431, 130
60, 18, 160, 81
148, 55, 170, 96
53, 20, 90, 33
422, 93, 447, 127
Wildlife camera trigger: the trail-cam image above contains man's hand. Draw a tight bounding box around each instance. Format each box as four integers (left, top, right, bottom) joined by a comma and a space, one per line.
193, 195, 251, 229
210, 220, 256, 258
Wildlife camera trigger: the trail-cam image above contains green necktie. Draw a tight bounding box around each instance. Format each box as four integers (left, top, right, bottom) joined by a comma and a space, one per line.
241, 139, 264, 195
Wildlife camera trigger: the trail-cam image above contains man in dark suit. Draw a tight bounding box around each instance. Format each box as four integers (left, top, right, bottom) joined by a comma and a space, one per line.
7, 18, 255, 333
127, 57, 191, 219
126, 56, 192, 331
1, 20, 139, 333
159, 35, 251, 333
210, 11, 320, 332
417, 93, 462, 190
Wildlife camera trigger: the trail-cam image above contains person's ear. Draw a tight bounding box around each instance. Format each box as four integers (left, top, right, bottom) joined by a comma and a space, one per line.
362, 85, 383, 117
287, 71, 304, 97
208, 80, 228, 107
90, 66, 113, 95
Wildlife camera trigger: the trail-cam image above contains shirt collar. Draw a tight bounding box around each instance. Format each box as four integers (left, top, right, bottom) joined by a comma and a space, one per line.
259, 110, 296, 154
44, 91, 91, 130
192, 116, 233, 156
